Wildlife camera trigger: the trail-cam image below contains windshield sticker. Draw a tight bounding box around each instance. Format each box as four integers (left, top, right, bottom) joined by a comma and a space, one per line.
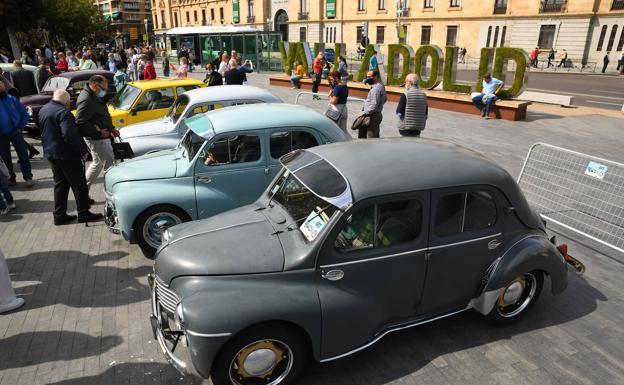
584, 161, 608, 180
300, 211, 328, 242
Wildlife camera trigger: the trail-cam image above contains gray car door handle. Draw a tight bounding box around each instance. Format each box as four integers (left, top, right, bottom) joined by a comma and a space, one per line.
196, 176, 211, 183
322, 270, 344, 281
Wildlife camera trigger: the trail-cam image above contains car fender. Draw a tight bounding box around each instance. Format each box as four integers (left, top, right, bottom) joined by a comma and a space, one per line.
112, 178, 196, 241
172, 271, 321, 378
124, 135, 181, 158
470, 233, 568, 315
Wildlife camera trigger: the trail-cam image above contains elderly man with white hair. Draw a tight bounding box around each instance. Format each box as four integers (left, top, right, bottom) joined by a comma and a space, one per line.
38, 89, 102, 225
224, 59, 245, 85
396, 73, 428, 137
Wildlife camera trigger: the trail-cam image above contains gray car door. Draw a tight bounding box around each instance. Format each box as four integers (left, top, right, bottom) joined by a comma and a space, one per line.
316, 192, 430, 359
419, 186, 504, 316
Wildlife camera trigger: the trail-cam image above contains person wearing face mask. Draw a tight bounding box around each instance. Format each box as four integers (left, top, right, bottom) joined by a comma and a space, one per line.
357, 69, 387, 138
0, 82, 34, 187
75, 75, 117, 197
39, 90, 102, 225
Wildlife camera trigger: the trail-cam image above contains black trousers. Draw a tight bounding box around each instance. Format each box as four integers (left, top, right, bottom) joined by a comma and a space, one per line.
312, 77, 321, 93
48, 158, 90, 219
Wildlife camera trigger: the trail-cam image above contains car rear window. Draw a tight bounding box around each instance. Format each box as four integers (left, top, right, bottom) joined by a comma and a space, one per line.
434, 191, 497, 237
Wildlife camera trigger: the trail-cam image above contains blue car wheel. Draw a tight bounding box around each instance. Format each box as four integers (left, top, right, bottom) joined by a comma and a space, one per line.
135, 205, 190, 258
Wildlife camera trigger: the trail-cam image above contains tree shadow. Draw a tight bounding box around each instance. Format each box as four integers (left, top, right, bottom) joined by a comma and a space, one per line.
299, 273, 607, 384
0, 332, 122, 371
7, 251, 151, 310
525, 111, 566, 122
7, 199, 54, 214
45, 363, 205, 385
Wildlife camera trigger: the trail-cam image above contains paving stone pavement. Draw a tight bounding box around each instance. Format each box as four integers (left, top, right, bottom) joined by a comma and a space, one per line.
1, 73, 624, 385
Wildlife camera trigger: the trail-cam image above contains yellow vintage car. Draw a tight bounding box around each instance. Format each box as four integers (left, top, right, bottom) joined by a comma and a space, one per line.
108, 78, 205, 128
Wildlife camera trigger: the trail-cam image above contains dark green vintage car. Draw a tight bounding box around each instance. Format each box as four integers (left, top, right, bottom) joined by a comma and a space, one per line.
149, 139, 580, 385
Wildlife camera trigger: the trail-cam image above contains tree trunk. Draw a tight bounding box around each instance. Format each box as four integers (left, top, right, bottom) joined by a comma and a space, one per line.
6, 26, 21, 61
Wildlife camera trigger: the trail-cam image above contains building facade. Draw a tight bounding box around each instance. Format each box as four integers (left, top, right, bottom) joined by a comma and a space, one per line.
95, 0, 153, 43
150, 0, 624, 66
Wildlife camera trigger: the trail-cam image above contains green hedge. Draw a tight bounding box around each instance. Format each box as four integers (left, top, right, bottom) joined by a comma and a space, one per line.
278, 41, 310, 75
356, 45, 378, 82
414, 45, 443, 89
443, 46, 471, 94
386, 44, 413, 86
475, 48, 495, 92
492, 47, 528, 98
333, 43, 346, 70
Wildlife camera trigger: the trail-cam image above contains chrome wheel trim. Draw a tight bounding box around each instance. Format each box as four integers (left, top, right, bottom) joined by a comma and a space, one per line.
142, 212, 182, 249
497, 273, 537, 318
229, 339, 294, 385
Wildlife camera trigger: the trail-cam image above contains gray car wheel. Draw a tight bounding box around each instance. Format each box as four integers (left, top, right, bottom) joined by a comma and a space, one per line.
487, 271, 543, 325
135, 205, 190, 258
212, 324, 308, 385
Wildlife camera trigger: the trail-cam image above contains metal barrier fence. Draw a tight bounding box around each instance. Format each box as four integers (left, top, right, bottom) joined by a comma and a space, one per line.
294, 91, 366, 105
518, 143, 624, 254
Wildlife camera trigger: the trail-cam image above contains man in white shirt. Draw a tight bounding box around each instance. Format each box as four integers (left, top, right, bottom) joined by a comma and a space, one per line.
471, 73, 504, 120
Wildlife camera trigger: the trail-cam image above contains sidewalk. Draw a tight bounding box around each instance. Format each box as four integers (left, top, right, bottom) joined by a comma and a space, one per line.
1, 74, 624, 385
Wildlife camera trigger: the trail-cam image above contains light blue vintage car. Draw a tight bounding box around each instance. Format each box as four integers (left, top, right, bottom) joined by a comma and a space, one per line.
104, 103, 351, 257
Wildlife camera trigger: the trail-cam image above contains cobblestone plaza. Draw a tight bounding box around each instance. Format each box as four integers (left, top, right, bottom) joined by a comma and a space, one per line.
1, 74, 624, 385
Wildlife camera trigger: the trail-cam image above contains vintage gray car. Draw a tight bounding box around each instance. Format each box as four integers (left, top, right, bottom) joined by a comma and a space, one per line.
118, 85, 281, 157
149, 139, 581, 385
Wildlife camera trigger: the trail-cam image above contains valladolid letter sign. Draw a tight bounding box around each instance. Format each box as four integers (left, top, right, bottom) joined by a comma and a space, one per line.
278, 42, 528, 98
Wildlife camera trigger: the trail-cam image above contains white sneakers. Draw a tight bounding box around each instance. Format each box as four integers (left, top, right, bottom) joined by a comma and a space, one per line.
1, 202, 16, 215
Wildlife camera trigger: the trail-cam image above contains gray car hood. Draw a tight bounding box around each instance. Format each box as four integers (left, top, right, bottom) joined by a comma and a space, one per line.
155, 205, 285, 284
119, 117, 175, 139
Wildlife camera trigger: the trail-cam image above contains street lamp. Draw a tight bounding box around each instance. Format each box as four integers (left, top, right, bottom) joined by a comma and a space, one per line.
144, 18, 149, 45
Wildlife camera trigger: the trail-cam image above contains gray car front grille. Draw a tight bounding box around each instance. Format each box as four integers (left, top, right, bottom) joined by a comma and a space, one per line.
155, 275, 180, 314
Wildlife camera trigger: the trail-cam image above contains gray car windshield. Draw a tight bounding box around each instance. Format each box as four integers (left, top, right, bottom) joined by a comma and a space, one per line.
42, 77, 70, 93
269, 170, 338, 242
110, 85, 140, 110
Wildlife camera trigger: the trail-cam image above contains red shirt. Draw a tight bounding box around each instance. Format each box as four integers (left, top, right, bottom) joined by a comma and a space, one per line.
56, 58, 68, 72
144, 61, 157, 80
313, 57, 324, 74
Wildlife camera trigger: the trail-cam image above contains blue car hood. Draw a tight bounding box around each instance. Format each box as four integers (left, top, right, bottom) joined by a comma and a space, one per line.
105, 148, 180, 191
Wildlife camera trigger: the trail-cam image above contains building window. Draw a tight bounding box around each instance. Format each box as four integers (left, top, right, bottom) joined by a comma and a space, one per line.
300, 27, 307, 42
424, 0, 433, 8
211, 8, 215, 21
617, 28, 624, 51
160, 10, 165, 28
399, 25, 408, 44
174, 12, 178, 27
500, 26, 506, 47
357, 26, 364, 44
493, 26, 499, 48
202, 9, 206, 24
486, 26, 492, 47
376, 26, 385, 44
494, 0, 507, 14
540, 0, 567, 13
358, 0, 365, 11
537, 24, 556, 49
300, 0, 307, 12
249, 0, 255, 17
220, 7, 224, 22
446, 26, 458, 45
186, 11, 190, 23
154, 13, 158, 28
379, 0, 386, 10
421, 25, 432, 45
194, 10, 197, 22
450, 0, 460, 7
597, 25, 608, 51
606, 25, 618, 51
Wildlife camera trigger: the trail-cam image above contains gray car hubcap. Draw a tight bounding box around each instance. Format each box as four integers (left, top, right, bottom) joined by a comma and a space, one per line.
497, 273, 537, 318
142, 212, 182, 249
229, 339, 294, 385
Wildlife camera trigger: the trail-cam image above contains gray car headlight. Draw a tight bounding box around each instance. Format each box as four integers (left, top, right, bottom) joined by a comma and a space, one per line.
175, 302, 185, 330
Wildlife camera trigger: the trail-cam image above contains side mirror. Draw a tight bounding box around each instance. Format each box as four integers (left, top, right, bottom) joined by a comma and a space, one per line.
130, 108, 137, 116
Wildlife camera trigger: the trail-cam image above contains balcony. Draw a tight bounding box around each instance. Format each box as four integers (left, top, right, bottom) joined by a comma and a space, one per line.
493, 1, 507, 14
297, 11, 309, 20
247, 15, 255, 23
612, 0, 624, 10
540, 0, 567, 13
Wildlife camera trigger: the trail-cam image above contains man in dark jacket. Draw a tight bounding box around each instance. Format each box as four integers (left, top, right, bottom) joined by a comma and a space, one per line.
34, 58, 53, 93
203, 63, 223, 86
39, 90, 102, 225
75, 75, 116, 190
10, 60, 37, 97
224, 59, 245, 85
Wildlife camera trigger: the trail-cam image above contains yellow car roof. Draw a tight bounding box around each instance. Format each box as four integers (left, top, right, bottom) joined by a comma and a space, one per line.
127, 78, 205, 89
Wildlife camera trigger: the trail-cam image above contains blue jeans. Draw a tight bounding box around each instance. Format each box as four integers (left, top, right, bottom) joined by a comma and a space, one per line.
0, 131, 33, 181
471, 93, 498, 117
290, 76, 301, 88
0, 174, 14, 209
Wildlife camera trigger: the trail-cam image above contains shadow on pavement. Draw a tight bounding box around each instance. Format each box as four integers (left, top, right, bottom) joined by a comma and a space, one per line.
299, 273, 607, 384
0, 332, 122, 371
7, 251, 151, 310
45, 363, 205, 385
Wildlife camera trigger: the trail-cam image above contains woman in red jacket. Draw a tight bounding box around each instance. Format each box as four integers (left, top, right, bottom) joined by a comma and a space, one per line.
55, 52, 68, 73
143, 53, 157, 80
312, 52, 325, 100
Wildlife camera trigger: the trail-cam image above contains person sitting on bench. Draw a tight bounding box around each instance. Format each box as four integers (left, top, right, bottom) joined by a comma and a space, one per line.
471, 73, 504, 120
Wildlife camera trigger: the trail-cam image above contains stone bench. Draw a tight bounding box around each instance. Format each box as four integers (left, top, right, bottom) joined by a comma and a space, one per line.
518, 91, 574, 107
269, 74, 531, 121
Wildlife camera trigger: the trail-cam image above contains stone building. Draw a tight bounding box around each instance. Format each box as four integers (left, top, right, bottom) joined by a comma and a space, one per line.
149, 0, 624, 66
94, 0, 153, 43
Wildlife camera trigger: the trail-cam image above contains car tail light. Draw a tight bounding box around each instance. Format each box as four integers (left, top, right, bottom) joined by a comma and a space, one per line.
557, 243, 568, 257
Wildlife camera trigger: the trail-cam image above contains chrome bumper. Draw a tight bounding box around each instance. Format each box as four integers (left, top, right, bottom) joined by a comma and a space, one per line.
104, 193, 120, 234
148, 274, 188, 375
